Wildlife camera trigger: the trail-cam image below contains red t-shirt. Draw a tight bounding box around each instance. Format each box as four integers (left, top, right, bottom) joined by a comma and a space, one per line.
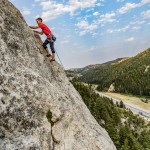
38, 23, 52, 38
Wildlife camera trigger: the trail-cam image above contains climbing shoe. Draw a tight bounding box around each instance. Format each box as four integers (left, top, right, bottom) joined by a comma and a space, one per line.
46, 54, 51, 57
50, 59, 55, 62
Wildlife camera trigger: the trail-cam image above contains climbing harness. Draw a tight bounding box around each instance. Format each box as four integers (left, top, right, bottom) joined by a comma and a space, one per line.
47, 33, 56, 42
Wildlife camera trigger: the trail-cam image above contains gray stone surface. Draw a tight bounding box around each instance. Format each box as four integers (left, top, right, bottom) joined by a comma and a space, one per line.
0, 0, 116, 149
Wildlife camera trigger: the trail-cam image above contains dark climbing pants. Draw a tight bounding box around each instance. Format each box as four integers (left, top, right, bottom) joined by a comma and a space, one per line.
43, 38, 55, 53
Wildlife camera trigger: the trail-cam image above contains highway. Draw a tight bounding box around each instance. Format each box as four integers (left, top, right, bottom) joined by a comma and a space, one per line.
96, 91, 150, 121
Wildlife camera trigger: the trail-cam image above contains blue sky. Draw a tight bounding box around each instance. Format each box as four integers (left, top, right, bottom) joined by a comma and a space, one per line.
10, 0, 150, 69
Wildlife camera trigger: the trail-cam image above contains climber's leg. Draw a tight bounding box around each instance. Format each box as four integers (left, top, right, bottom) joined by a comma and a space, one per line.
50, 40, 55, 62
43, 39, 51, 57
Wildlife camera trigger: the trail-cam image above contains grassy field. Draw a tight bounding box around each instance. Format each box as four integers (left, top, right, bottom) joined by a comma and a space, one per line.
102, 92, 150, 110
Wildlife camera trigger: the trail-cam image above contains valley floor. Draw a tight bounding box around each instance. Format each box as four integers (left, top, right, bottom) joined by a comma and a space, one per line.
101, 92, 150, 110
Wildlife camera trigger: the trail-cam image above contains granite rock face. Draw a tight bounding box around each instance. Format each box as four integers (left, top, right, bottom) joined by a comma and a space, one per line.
0, 0, 116, 150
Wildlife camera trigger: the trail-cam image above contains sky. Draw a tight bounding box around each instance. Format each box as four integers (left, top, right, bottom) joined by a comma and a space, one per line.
9, 0, 150, 69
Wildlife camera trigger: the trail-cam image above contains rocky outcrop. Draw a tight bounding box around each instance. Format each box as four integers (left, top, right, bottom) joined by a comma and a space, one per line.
0, 0, 116, 150
108, 83, 115, 92
144, 65, 150, 73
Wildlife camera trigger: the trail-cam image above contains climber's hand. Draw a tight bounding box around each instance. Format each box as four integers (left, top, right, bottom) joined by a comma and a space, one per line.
33, 30, 43, 35
33, 30, 39, 33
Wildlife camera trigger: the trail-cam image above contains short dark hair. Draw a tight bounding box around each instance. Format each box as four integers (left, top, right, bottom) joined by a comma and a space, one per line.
36, 18, 42, 22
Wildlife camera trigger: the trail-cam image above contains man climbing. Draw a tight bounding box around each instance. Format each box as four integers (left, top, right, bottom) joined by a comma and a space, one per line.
29, 18, 55, 62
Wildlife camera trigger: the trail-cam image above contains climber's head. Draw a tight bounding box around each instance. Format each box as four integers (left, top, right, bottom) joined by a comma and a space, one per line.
36, 18, 42, 24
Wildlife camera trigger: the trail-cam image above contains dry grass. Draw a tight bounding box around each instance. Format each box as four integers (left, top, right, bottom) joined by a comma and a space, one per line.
102, 92, 150, 110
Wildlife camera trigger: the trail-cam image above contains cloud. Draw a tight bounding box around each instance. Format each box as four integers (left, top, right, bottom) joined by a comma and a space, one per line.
129, 21, 146, 25
125, 37, 135, 42
93, 11, 100, 16
116, 0, 125, 2
107, 25, 130, 33
142, 10, 150, 18
34, 0, 45, 2
96, 3, 103, 6
76, 20, 98, 36
92, 32, 98, 37
117, 0, 150, 14
131, 26, 141, 30
39, 0, 97, 21
22, 7, 31, 15
107, 19, 145, 34
68, 0, 97, 9
39, 1, 71, 21
75, 12, 116, 36
118, 3, 140, 14
32, 4, 36, 7
95, 12, 116, 25
141, 0, 150, 4
100, 12, 116, 19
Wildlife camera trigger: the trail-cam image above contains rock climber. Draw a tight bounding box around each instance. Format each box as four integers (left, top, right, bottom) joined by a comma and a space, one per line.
29, 18, 55, 62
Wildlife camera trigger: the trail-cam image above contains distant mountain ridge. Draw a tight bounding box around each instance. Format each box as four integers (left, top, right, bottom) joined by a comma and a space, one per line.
68, 57, 127, 74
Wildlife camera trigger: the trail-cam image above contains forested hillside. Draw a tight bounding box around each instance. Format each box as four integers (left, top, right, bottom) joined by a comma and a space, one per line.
72, 48, 150, 97
72, 82, 150, 150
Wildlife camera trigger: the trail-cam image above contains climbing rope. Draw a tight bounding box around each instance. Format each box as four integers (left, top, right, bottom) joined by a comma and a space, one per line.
55, 50, 64, 69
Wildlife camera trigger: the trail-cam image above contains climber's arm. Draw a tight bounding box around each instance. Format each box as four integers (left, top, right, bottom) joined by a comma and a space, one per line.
33, 30, 43, 35
29, 26, 39, 29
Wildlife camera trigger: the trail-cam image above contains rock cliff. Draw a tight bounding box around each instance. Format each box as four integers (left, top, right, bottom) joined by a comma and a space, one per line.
0, 0, 116, 150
